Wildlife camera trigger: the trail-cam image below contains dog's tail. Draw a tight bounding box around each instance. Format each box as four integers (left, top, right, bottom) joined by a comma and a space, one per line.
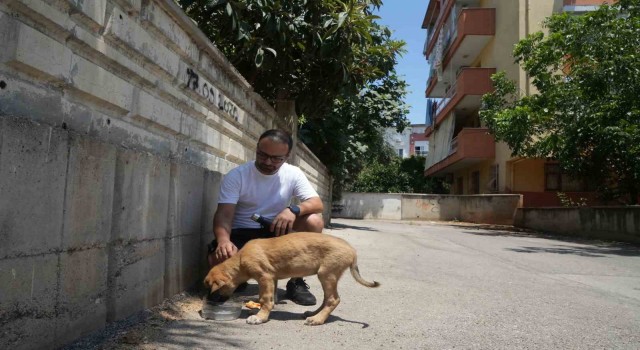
350, 256, 380, 288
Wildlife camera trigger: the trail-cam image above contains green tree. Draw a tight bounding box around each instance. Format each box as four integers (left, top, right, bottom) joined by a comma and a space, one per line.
177, 0, 409, 199
400, 156, 447, 194
480, 0, 640, 204
177, 0, 404, 119
348, 155, 447, 194
301, 73, 410, 198
349, 157, 412, 193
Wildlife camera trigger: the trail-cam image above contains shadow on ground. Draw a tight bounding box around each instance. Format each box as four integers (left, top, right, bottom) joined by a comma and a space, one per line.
502, 243, 640, 257
455, 224, 640, 258
328, 221, 379, 232
268, 311, 369, 328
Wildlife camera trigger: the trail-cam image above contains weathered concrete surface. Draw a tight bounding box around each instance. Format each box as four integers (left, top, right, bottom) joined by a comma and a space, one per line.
64, 219, 640, 350
334, 193, 403, 220
516, 207, 640, 244
0, 117, 68, 258
334, 192, 522, 224
0, 0, 332, 348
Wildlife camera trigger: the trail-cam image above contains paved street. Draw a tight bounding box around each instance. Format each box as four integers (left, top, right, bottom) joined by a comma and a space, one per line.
69, 219, 640, 349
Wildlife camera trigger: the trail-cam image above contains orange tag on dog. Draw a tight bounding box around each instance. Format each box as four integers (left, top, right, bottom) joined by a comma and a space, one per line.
245, 301, 261, 309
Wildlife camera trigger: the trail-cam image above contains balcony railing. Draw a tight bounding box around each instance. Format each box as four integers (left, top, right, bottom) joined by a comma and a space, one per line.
431, 67, 495, 126
563, 0, 607, 5
434, 76, 458, 116
423, 29, 433, 56
442, 12, 457, 53
449, 136, 458, 154
426, 66, 437, 89
440, 7, 496, 71
425, 127, 496, 176
424, 0, 456, 57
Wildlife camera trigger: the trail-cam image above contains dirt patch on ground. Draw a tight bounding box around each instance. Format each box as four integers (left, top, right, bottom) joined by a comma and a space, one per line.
64, 291, 205, 350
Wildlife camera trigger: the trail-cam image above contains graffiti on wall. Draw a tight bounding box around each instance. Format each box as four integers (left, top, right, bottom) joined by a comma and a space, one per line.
184, 68, 240, 121
415, 198, 441, 213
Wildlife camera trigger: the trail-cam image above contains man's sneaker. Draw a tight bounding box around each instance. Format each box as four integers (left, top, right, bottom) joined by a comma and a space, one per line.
285, 278, 317, 306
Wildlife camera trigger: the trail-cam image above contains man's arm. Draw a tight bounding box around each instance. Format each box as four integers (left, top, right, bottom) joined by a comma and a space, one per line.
298, 196, 324, 216
212, 203, 237, 260
271, 196, 323, 236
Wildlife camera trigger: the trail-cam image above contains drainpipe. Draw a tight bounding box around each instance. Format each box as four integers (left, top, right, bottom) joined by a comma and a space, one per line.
524, 0, 531, 96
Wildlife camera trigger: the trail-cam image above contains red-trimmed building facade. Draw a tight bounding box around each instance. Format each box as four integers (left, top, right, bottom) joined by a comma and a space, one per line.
421, 0, 610, 206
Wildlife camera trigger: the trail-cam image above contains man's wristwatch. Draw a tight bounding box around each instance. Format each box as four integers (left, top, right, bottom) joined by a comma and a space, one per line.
288, 205, 301, 216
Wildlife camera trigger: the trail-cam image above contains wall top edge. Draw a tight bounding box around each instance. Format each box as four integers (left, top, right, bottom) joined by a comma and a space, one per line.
521, 206, 640, 210
342, 193, 522, 197
153, 1, 287, 132
156, 0, 252, 91
296, 141, 327, 170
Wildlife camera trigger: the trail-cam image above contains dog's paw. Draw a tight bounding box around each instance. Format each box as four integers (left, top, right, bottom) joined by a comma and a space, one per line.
246, 315, 265, 325
303, 311, 315, 318
304, 316, 325, 326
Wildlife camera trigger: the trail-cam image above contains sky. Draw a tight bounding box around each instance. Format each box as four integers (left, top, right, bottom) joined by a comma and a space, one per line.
375, 0, 431, 125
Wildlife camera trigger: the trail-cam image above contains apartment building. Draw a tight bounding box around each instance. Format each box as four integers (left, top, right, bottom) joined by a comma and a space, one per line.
421, 0, 608, 206
384, 124, 429, 158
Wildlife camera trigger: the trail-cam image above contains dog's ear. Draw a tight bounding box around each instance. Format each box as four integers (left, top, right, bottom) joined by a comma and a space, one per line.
204, 269, 222, 291
209, 279, 227, 293
204, 268, 230, 293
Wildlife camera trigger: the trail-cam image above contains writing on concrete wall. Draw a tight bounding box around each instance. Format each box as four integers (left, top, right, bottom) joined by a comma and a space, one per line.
185, 68, 239, 121
415, 198, 441, 213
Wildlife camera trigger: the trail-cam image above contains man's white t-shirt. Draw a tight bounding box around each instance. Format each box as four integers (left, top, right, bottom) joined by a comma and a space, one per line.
218, 161, 319, 229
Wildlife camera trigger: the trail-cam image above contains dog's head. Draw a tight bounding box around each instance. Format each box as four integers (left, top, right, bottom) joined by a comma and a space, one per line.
204, 264, 235, 295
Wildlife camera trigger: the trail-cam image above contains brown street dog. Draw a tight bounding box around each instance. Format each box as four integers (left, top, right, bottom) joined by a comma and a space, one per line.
204, 232, 380, 325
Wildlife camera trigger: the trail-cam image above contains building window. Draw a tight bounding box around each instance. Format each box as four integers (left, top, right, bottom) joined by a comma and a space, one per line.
414, 146, 428, 157
397, 149, 404, 157
545, 162, 588, 191
470, 171, 480, 194
488, 164, 499, 193
545, 163, 561, 191
456, 177, 464, 195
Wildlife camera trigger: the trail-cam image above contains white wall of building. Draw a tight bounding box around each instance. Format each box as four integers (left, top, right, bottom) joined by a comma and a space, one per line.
384, 124, 429, 158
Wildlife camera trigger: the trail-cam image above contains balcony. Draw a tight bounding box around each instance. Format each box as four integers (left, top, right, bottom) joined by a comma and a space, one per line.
422, 0, 455, 58
563, 0, 607, 12
563, 0, 608, 5
442, 8, 495, 69
425, 128, 495, 176
427, 67, 495, 135
425, 7, 495, 97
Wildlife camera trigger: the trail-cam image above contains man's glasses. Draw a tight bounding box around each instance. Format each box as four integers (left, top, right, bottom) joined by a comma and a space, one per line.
256, 150, 288, 164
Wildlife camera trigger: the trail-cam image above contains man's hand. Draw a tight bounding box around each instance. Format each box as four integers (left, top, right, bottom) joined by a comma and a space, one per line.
215, 239, 238, 261
211, 203, 236, 265
272, 208, 296, 236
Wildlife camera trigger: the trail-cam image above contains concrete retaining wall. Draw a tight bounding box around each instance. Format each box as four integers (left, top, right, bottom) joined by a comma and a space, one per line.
0, 0, 331, 348
334, 193, 403, 220
515, 207, 640, 244
334, 193, 523, 225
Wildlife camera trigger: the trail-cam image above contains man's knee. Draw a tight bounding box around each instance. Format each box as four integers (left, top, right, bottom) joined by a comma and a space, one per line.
308, 213, 325, 232
208, 251, 226, 267
294, 213, 324, 232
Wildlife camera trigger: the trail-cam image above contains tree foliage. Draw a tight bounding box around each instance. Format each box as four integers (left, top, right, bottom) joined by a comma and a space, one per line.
480, 0, 640, 204
302, 73, 410, 197
177, 0, 404, 116
349, 156, 447, 194
349, 157, 411, 193
400, 155, 447, 194
177, 0, 411, 199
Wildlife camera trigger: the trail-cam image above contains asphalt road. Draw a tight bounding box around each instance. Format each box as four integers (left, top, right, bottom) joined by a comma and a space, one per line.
69, 219, 640, 349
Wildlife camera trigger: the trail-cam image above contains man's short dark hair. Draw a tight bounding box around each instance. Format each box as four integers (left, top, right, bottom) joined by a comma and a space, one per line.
258, 129, 293, 152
